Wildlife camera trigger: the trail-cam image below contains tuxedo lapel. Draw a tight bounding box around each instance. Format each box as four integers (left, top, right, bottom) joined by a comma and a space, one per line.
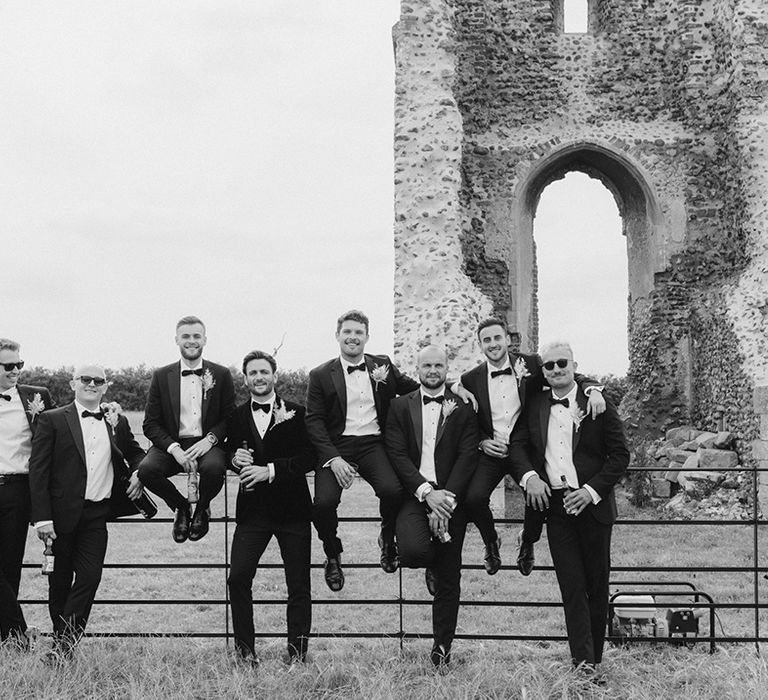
476, 365, 491, 421
167, 365, 181, 434
364, 355, 383, 418
16, 386, 34, 429
512, 353, 528, 406
64, 403, 87, 465
407, 391, 423, 455
330, 360, 347, 416
105, 420, 127, 470
572, 391, 588, 454
538, 394, 550, 449
201, 360, 211, 426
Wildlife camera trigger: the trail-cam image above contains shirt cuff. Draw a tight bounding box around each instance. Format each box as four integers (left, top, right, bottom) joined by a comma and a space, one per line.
167, 442, 180, 454
583, 385, 604, 395
34, 520, 53, 530
268, 463, 275, 483
416, 482, 433, 502
583, 484, 601, 504
520, 470, 537, 489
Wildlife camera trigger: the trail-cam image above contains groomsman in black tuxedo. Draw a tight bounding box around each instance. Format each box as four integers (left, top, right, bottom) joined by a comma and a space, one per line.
509, 341, 628, 677
29, 364, 145, 659
225, 350, 315, 665
0, 338, 55, 646
305, 310, 418, 591
458, 319, 604, 576
139, 316, 235, 542
385, 345, 478, 669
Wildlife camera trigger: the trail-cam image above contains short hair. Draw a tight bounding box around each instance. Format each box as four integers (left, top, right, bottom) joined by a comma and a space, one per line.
476, 318, 509, 339
0, 338, 20, 353
176, 316, 205, 331
336, 310, 369, 334
242, 350, 277, 375
539, 340, 574, 360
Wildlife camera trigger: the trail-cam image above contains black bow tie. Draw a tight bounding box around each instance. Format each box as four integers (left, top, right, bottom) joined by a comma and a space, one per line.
0, 394, 10, 402
549, 396, 569, 408
422, 395, 445, 405
181, 368, 203, 377
81, 410, 104, 420
251, 402, 271, 413
346, 363, 366, 374
490, 367, 513, 379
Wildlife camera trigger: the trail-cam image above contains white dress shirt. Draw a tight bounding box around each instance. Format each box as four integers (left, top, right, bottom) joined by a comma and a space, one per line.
178, 360, 204, 439
487, 359, 522, 442
0, 386, 33, 474
340, 357, 379, 437
76, 401, 114, 502
250, 395, 275, 482
413, 388, 446, 499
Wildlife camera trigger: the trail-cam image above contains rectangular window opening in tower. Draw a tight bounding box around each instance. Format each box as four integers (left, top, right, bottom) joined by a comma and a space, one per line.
563, 0, 589, 34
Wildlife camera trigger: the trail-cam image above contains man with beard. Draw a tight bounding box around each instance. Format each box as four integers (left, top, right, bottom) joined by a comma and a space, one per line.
29, 364, 145, 660
305, 310, 418, 591
385, 345, 478, 669
138, 316, 235, 542
225, 350, 315, 665
0, 338, 55, 647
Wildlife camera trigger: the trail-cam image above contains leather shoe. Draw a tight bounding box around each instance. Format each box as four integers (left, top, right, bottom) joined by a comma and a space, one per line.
484, 534, 502, 575
378, 533, 399, 573
429, 644, 451, 670
172, 504, 191, 543
516, 529, 534, 576
425, 567, 437, 597
324, 556, 345, 592
188, 506, 210, 541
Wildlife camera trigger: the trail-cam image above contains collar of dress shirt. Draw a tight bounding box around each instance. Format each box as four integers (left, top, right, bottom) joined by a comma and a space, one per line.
251, 395, 276, 410
550, 382, 579, 406
1, 386, 19, 399
179, 359, 204, 373
75, 400, 102, 417
419, 387, 446, 402
486, 357, 512, 377
339, 356, 366, 371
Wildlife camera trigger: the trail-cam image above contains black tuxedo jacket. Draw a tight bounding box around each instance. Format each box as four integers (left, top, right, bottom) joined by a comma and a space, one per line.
28, 403, 146, 533
305, 353, 419, 464
508, 388, 629, 524
384, 389, 479, 499
142, 360, 235, 452
15, 384, 56, 435
224, 396, 316, 524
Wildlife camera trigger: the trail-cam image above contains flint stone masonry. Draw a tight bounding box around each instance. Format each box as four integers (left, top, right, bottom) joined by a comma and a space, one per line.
392, 1, 768, 467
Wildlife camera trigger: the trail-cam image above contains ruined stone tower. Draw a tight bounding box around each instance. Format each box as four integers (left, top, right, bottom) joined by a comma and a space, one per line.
392, 0, 768, 469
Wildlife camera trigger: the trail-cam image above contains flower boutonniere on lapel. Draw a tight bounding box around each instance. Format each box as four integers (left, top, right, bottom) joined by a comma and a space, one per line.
369, 364, 389, 390
201, 368, 216, 400
570, 405, 587, 432
26, 393, 46, 421
513, 357, 531, 386
99, 401, 123, 430
441, 398, 458, 420
272, 400, 296, 427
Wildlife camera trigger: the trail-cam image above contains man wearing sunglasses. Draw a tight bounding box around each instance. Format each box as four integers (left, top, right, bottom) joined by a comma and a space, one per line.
455, 319, 605, 577
138, 316, 235, 543
28, 364, 145, 660
0, 339, 55, 648
509, 341, 628, 678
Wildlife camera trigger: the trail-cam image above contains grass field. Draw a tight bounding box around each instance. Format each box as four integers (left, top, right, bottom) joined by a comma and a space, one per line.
4, 412, 767, 698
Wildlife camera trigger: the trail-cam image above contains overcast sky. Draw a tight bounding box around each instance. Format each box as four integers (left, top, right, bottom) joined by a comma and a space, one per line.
1, 1, 627, 378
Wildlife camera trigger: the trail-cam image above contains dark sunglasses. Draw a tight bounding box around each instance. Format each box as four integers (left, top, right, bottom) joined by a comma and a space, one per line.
542, 359, 569, 371
76, 376, 107, 386
1, 361, 24, 371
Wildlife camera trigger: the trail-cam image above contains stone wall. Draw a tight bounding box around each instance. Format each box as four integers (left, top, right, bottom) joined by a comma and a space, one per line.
392, 0, 768, 468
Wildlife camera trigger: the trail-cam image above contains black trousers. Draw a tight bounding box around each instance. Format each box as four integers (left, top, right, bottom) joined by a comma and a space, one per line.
312, 435, 404, 557
227, 519, 311, 658
49, 499, 111, 654
396, 498, 468, 650
138, 441, 226, 512
546, 491, 612, 665
464, 453, 545, 545
0, 479, 30, 641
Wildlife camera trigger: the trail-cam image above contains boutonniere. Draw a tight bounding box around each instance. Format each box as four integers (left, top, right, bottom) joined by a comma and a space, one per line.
513, 357, 531, 386
26, 393, 46, 420
570, 405, 587, 432
369, 364, 389, 389
272, 400, 296, 426
441, 398, 458, 420
99, 401, 122, 429
201, 368, 215, 400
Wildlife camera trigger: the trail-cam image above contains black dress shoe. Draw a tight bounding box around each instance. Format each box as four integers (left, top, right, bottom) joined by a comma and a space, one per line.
172, 504, 191, 543
378, 533, 399, 573
188, 506, 210, 541
516, 529, 535, 576
484, 534, 502, 575
324, 556, 345, 592
429, 644, 451, 670
425, 567, 437, 597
